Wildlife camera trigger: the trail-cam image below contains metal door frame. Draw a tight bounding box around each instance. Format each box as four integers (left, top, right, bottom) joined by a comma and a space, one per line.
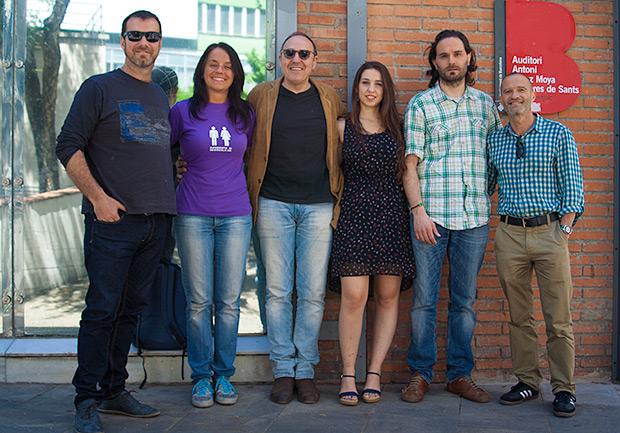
1, 0, 26, 337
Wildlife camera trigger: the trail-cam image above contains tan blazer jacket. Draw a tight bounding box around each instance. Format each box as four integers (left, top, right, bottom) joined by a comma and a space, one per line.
246, 77, 346, 228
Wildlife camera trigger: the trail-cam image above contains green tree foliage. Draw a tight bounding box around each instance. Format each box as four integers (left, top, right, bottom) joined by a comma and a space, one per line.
246, 48, 265, 85
25, 0, 70, 192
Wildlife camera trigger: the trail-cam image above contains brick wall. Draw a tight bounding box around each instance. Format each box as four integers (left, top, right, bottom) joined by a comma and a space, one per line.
298, 0, 615, 384
297, 0, 349, 380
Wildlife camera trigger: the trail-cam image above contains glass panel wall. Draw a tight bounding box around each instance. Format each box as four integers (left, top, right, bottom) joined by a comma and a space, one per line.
5, 0, 271, 336
0, 0, 6, 336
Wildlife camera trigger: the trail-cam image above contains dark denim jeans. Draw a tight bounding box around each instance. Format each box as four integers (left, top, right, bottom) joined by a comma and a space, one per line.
73, 213, 169, 405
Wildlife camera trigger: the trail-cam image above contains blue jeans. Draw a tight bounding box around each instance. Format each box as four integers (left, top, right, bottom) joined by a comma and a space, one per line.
256, 197, 333, 379
174, 213, 252, 382
251, 227, 267, 330
74, 213, 169, 405
407, 221, 489, 382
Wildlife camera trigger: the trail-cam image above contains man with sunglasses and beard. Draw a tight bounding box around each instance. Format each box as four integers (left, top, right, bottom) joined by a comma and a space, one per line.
401, 30, 501, 404
56, 10, 175, 433
245, 31, 345, 405
487, 73, 584, 417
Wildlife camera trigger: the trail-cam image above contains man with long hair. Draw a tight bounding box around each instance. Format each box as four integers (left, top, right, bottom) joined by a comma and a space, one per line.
401, 30, 501, 404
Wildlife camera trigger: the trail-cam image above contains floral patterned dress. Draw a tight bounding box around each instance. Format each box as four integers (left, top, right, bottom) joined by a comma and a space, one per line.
328, 119, 415, 295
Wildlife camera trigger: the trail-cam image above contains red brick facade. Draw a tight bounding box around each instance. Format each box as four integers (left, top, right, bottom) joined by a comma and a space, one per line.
297, 0, 615, 384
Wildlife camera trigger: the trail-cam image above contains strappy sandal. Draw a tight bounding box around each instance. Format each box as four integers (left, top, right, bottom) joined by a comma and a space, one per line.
362, 372, 382, 403
339, 375, 359, 406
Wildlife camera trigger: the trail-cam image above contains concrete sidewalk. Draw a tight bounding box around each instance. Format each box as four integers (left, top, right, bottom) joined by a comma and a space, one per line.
0, 382, 619, 432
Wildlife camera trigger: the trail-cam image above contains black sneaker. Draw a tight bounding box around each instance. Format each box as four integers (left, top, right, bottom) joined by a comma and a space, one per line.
75, 398, 104, 433
499, 382, 539, 405
553, 391, 576, 418
98, 390, 160, 418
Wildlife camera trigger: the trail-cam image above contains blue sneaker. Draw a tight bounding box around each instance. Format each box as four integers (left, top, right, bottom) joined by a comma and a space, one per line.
215, 377, 238, 405
75, 398, 104, 433
192, 378, 214, 408
98, 390, 159, 418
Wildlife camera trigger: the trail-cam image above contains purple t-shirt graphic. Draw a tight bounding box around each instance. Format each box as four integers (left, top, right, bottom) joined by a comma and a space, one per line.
170, 99, 254, 217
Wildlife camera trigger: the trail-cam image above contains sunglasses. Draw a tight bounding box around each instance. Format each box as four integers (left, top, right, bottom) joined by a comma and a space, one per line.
281, 48, 315, 60
516, 136, 525, 159
122, 31, 161, 43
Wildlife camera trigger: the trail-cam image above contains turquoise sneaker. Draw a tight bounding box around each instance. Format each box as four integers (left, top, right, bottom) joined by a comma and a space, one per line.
192, 378, 214, 408
214, 377, 238, 405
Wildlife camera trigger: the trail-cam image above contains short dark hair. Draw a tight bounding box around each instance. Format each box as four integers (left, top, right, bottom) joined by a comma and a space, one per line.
426, 29, 477, 88
121, 10, 161, 35
280, 31, 317, 54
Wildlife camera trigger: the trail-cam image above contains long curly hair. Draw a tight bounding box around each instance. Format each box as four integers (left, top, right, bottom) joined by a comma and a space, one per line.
347, 61, 406, 183
426, 30, 477, 88
188, 42, 252, 131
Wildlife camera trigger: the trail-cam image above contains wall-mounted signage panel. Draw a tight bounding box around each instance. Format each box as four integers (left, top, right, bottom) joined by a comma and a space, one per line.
504, 0, 582, 114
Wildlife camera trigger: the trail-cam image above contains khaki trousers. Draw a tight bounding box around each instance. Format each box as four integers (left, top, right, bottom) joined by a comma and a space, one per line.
495, 219, 575, 394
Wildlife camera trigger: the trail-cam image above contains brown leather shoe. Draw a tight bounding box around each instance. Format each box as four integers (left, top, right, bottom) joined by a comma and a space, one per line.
270, 377, 294, 404
401, 372, 430, 403
446, 377, 490, 403
295, 379, 321, 404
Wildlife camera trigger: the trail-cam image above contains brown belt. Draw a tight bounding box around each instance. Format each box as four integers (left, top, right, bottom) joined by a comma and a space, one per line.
500, 212, 559, 228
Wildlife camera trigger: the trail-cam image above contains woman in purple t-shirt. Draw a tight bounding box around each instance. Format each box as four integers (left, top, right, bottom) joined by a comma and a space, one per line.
170, 43, 254, 409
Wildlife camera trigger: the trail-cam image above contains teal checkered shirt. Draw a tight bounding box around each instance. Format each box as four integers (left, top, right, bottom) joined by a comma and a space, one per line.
404, 84, 502, 230
487, 114, 584, 222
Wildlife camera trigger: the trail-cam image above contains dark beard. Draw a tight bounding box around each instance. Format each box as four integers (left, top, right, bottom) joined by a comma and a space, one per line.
438, 67, 466, 84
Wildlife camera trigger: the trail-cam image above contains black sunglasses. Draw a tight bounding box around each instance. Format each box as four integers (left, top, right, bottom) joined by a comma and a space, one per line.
122, 31, 161, 43
516, 136, 525, 159
281, 48, 315, 60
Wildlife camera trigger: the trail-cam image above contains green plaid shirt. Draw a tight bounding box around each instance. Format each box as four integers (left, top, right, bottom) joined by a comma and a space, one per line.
404, 84, 501, 230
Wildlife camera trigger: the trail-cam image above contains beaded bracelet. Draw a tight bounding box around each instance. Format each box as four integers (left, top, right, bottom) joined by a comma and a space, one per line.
410, 202, 424, 212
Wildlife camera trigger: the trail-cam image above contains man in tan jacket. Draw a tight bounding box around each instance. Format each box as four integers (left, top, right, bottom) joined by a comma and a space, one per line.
246, 31, 345, 405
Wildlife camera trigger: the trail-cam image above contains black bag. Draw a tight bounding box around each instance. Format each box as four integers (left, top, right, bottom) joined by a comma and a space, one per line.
135, 262, 187, 350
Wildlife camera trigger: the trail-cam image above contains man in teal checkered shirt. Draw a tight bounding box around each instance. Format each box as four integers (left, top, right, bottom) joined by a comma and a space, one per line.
487, 73, 584, 418
400, 30, 501, 405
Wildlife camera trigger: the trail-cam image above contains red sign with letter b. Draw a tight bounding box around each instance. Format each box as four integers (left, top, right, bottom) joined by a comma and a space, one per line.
506, 0, 581, 114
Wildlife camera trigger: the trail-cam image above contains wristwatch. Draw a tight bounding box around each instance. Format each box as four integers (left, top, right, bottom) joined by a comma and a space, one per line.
560, 224, 573, 235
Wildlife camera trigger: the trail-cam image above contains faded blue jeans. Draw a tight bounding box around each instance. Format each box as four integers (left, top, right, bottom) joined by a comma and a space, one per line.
407, 221, 489, 383
174, 213, 252, 383
256, 197, 333, 380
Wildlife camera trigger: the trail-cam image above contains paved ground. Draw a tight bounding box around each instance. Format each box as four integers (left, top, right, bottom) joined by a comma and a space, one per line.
1, 382, 619, 432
